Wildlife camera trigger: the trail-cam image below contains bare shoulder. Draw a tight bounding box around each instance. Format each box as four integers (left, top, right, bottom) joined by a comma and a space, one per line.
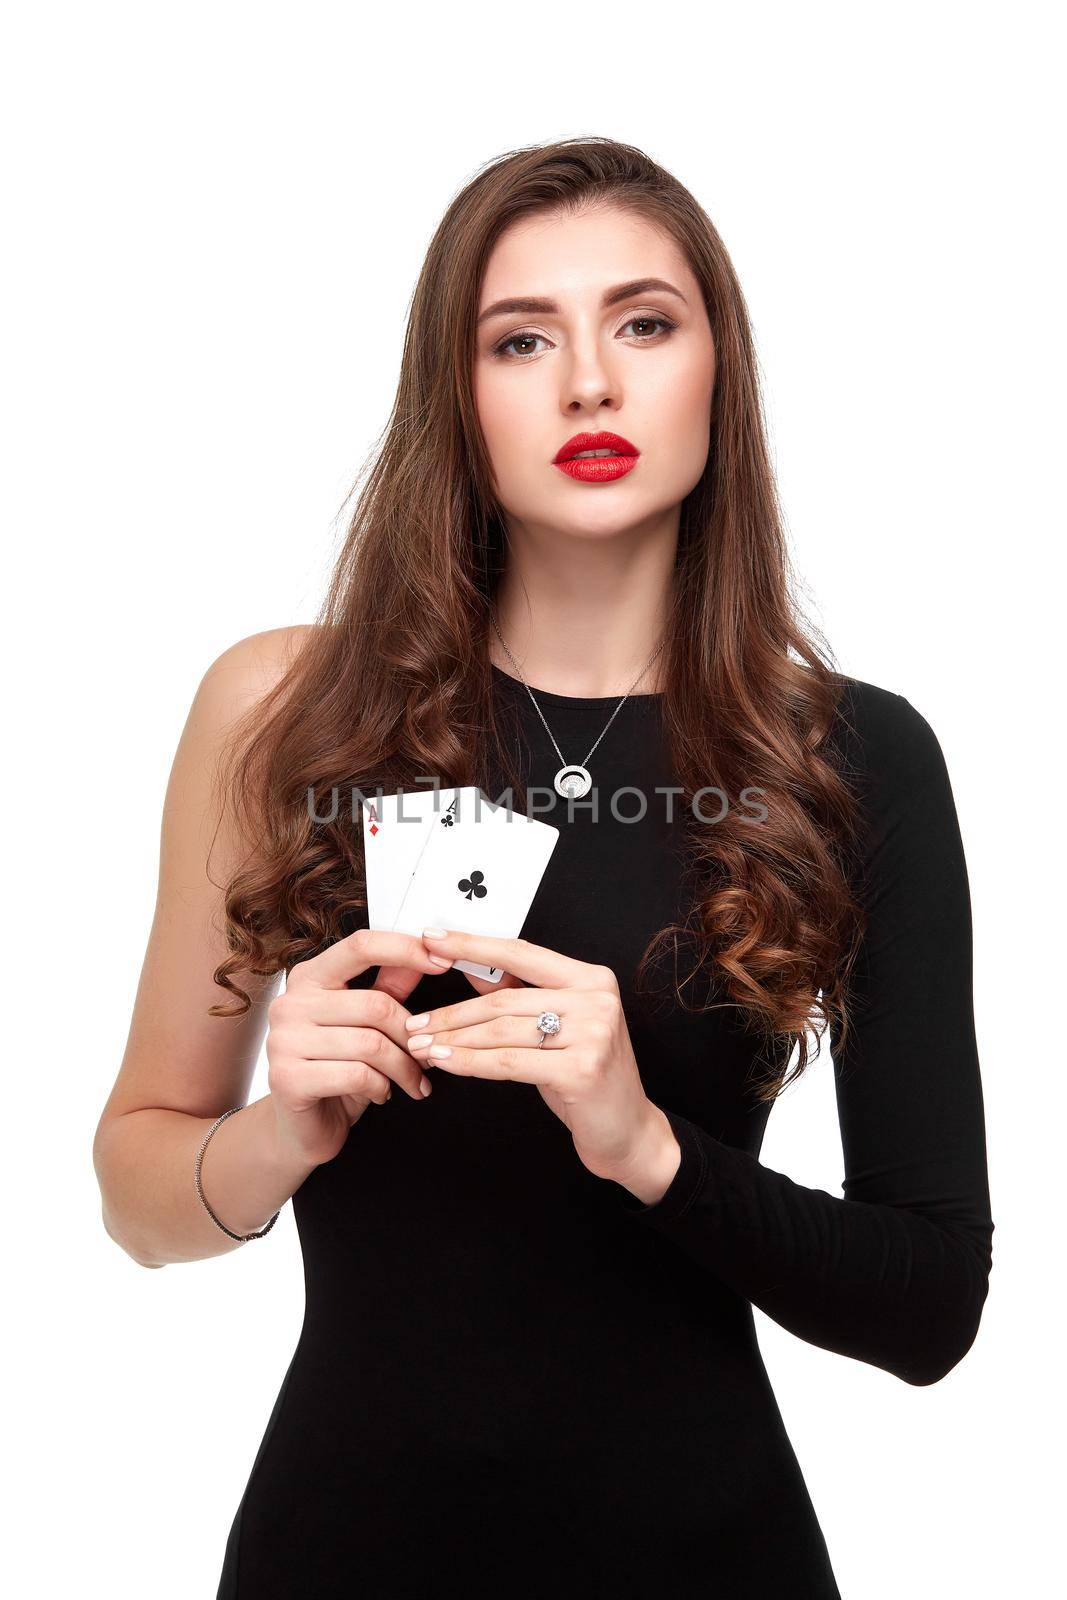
179, 624, 319, 757
198, 622, 319, 711
164, 623, 321, 862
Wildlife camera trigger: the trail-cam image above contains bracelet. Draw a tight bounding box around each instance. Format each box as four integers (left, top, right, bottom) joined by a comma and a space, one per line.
194, 1107, 281, 1242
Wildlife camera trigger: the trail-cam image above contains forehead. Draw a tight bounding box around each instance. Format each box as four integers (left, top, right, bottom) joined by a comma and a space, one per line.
478, 205, 692, 306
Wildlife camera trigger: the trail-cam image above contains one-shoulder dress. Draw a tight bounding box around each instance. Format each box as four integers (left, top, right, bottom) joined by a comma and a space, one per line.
216, 666, 994, 1598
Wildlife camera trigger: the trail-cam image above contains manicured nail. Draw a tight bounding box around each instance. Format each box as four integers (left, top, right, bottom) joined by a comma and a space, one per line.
406, 1013, 429, 1030
422, 927, 447, 939
428, 956, 452, 967
419, 1077, 432, 1097
408, 1033, 433, 1049
429, 1045, 452, 1059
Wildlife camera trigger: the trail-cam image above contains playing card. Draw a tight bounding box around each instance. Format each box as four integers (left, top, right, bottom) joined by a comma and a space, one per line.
391, 793, 559, 982
361, 788, 438, 932
361, 787, 479, 931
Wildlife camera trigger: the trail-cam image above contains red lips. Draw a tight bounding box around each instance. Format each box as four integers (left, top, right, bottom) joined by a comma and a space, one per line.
552, 430, 640, 484
553, 430, 639, 463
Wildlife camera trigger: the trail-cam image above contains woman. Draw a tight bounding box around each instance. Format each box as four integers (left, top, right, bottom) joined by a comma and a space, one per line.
93, 137, 995, 1598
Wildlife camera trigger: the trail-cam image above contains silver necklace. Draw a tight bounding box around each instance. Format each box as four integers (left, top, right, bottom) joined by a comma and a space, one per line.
491, 615, 667, 799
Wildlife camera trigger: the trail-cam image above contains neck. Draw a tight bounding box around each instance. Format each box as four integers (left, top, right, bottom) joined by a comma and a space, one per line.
489, 511, 676, 698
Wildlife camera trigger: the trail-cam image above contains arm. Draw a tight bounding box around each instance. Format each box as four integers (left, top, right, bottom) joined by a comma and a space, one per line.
92, 625, 319, 1268
611, 684, 995, 1387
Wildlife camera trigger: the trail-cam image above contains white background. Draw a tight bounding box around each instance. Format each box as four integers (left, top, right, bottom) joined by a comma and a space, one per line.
4, 3, 1061, 1595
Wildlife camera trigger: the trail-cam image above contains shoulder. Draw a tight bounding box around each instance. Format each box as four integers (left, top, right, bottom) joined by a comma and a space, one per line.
173, 625, 319, 777
167, 626, 320, 861
193, 624, 319, 723
201, 623, 318, 693
827, 674, 950, 791
831, 675, 947, 774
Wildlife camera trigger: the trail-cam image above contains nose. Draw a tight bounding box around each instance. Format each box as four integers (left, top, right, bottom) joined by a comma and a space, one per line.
559, 326, 622, 415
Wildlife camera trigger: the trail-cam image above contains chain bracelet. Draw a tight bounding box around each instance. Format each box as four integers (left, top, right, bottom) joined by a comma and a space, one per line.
194, 1106, 281, 1243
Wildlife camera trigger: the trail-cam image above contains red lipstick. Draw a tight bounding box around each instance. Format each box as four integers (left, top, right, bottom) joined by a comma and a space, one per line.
552, 429, 640, 484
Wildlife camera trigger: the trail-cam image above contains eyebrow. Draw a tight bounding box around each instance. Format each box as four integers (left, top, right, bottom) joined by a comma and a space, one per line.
475, 277, 688, 328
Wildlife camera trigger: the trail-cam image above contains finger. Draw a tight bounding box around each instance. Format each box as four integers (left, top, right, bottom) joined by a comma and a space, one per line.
276, 988, 433, 1099
410, 1043, 557, 1085
373, 963, 440, 1004
281, 1032, 429, 1101
292, 927, 453, 992
403, 987, 562, 1037
295, 987, 421, 1053
419, 929, 591, 989
282, 1060, 395, 1108
407, 1014, 568, 1053
301, 1026, 430, 1095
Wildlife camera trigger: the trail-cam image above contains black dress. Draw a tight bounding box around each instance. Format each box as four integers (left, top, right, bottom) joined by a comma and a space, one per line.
216, 667, 994, 1598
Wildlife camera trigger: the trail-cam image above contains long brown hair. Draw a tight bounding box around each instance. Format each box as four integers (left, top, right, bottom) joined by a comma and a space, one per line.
210, 135, 868, 1101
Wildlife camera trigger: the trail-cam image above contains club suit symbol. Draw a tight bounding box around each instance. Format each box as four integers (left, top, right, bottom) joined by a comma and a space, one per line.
458, 870, 488, 901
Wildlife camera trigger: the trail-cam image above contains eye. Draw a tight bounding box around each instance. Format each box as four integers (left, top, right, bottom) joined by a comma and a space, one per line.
490, 313, 678, 362
621, 315, 677, 341
491, 330, 552, 360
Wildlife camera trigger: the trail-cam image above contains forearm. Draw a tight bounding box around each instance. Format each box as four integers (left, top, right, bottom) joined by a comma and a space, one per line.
610, 1107, 993, 1386
94, 1095, 315, 1268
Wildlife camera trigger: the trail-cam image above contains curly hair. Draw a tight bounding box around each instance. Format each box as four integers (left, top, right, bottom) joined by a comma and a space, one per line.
209, 135, 868, 1103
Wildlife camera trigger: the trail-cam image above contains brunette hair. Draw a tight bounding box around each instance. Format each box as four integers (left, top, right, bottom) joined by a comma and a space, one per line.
210, 135, 868, 1101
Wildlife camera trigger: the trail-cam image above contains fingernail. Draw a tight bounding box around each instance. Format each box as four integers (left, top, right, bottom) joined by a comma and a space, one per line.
429, 956, 452, 967
429, 1045, 452, 1059
422, 927, 447, 939
419, 1077, 432, 1097
408, 1033, 433, 1049
406, 1013, 429, 1030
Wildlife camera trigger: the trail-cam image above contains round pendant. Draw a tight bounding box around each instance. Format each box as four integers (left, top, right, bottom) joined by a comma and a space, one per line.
554, 764, 592, 800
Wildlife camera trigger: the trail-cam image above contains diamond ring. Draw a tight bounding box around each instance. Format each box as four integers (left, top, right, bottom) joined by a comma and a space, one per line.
535, 1010, 561, 1048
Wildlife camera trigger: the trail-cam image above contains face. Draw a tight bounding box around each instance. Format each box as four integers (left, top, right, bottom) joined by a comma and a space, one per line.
473, 204, 715, 542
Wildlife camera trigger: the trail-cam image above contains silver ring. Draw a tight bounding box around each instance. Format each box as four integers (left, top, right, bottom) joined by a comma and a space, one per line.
536, 1010, 561, 1048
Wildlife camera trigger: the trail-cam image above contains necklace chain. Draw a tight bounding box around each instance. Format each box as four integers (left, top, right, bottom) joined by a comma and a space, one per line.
490, 613, 667, 777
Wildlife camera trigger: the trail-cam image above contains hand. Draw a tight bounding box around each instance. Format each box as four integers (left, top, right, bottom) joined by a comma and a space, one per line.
404, 928, 677, 1192
266, 928, 454, 1170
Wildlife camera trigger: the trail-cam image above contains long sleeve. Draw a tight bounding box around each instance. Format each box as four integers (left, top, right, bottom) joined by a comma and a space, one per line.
612, 684, 995, 1387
